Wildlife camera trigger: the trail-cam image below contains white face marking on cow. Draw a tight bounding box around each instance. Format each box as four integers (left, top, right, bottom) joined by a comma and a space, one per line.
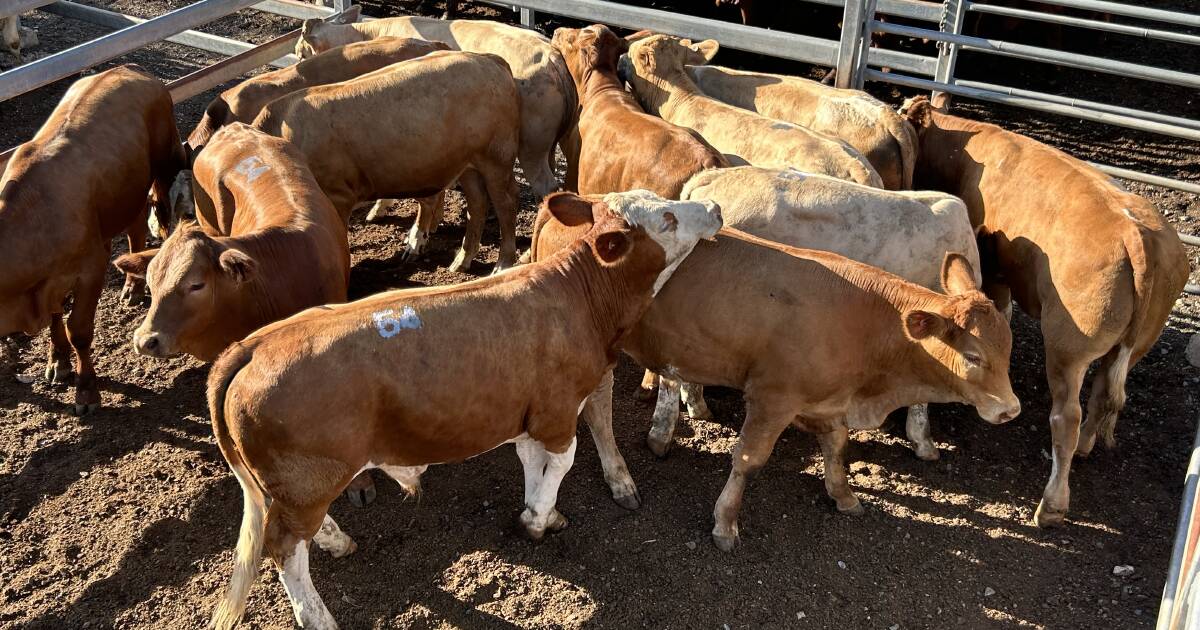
372, 306, 421, 338
232, 156, 270, 183
601, 190, 724, 295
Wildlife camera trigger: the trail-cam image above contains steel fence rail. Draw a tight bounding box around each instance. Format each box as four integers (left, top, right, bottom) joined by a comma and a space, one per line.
953, 79, 1200, 133
870, 19, 1200, 89
966, 2, 1200, 46
38, 1, 298, 69
1026, 0, 1200, 29
805, 0, 943, 22
4, 0, 57, 16
1159, 416, 1200, 629
0, 0, 263, 102
253, 0, 337, 20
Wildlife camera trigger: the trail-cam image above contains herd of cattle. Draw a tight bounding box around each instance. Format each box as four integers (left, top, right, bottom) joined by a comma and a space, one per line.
0, 13, 1191, 630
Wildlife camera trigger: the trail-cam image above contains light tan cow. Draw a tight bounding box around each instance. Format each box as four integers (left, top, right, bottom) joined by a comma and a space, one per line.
206, 190, 722, 630
1, 14, 36, 63
295, 15, 577, 201
529, 206, 1019, 550
686, 64, 918, 190
253, 50, 521, 272
0, 65, 185, 414
622, 34, 882, 188
642, 165, 981, 462
903, 96, 1190, 527
114, 123, 350, 363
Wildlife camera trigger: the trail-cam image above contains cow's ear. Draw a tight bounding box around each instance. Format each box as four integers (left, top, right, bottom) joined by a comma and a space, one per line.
218, 248, 257, 284
940, 252, 979, 296
903, 310, 948, 341
633, 44, 655, 74
592, 230, 631, 265
688, 39, 719, 62
301, 18, 321, 34
545, 192, 596, 227
113, 249, 157, 279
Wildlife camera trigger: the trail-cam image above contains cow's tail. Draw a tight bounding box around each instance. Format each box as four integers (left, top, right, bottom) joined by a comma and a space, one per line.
883, 109, 919, 189
186, 96, 230, 159
208, 342, 267, 630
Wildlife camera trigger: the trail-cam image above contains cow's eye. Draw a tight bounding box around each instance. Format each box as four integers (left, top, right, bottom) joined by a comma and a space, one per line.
963, 352, 983, 366
189, 282, 206, 292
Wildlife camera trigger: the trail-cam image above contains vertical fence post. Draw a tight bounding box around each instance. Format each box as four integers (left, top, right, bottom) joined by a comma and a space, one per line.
520, 6, 535, 28
835, 0, 867, 89
933, 0, 967, 105
852, 0, 877, 89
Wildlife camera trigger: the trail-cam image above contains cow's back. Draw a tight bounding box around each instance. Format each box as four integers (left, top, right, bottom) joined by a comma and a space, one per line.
681, 166, 978, 289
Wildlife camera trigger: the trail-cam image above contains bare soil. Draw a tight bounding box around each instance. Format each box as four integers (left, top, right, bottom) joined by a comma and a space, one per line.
1, 2, 1198, 629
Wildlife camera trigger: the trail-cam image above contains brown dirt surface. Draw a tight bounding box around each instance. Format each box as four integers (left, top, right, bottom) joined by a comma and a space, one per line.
1, 2, 1198, 629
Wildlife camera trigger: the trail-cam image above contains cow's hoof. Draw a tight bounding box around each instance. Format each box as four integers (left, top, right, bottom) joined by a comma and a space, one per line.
329, 538, 357, 559
45, 359, 71, 385
400, 246, 420, 263
646, 433, 672, 459
1033, 500, 1066, 528
546, 509, 569, 533
712, 532, 739, 553
613, 489, 641, 511
448, 250, 472, 274
635, 386, 656, 403
913, 443, 940, 461
345, 483, 377, 508
837, 498, 865, 516
73, 402, 100, 416
119, 281, 145, 306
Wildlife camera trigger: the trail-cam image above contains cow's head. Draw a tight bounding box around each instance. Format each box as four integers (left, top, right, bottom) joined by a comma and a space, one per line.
902, 252, 1020, 424
146, 170, 196, 241
114, 224, 257, 361
621, 34, 718, 111
551, 25, 626, 86
538, 190, 722, 295
295, 18, 360, 59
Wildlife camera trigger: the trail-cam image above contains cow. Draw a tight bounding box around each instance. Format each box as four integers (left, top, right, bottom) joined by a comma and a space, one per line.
550, 25, 727, 198
112, 123, 350, 363
621, 34, 883, 188
528, 202, 1020, 550
685, 64, 918, 190
206, 190, 723, 630
0, 65, 185, 414
902, 95, 1190, 527
252, 50, 522, 272
1, 14, 36, 64
295, 15, 577, 202
186, 37, 448, 155
639, 165, 982, 462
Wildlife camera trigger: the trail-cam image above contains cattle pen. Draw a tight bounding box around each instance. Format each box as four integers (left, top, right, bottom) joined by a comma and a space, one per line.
0, 1, 1198, 629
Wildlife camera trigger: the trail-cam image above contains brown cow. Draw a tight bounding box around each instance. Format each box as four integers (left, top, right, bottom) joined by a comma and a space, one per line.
186, 37, 448, 154
206, 190, 722, 629
113, 123, 350, 362
550, 25, 727, 198
0, 65, 184, 414
252, 50, 521, 272
530, 205, 1020, 550
902, 96, 1190, 527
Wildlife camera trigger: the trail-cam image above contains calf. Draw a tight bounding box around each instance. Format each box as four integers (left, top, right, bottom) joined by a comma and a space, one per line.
642, 165, 980, 462
622, 34, 882, 188
686, 64, 917, 190
206, 190, 722, 630
253, 50, 521, 271
530, 206, 1019, 550
0, 65, 184, 414
551, 25, 727, 198
296, 15, 577, 201
113, 123, 350, 362
903, 96, 1190, 527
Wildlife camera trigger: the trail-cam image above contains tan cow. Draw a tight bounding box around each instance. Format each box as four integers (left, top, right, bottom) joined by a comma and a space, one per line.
1, 14, 36, 63
113, 123, 350, 362
0, 65, 185, 414
206, 190, 722, 630
530, 206, 1019, 550
295, 15, 577, 201
641, 165, 981, 462
622, 34, 883, 188
186, 37, 448, 154
253, 50, 521, 272
686, 64, 918, 190
550, 24, 727, 198
902, 96, 1190, 527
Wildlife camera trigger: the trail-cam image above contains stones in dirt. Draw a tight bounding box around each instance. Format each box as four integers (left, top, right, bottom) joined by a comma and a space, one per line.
1187, 333, 1200, 368
1113, 565, 1135, 577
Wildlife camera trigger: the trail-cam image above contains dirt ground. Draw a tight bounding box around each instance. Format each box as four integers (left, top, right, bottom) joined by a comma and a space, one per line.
1, 1, 1199, 629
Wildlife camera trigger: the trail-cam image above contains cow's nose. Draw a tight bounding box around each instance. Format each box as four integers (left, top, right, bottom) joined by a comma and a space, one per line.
135, 333, 160, 356
996, 401, 1021, 424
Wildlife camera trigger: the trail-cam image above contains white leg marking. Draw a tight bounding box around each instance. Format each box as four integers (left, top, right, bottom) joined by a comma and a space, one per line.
312, 515, 356, 559
647, 376, 681, 456
680, 382, 712, 420
277, 541, 339, 630
403, 223, 429, 258
519, 437, 577, 537
365, 199, 391, 223
515, 437, 549, 507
